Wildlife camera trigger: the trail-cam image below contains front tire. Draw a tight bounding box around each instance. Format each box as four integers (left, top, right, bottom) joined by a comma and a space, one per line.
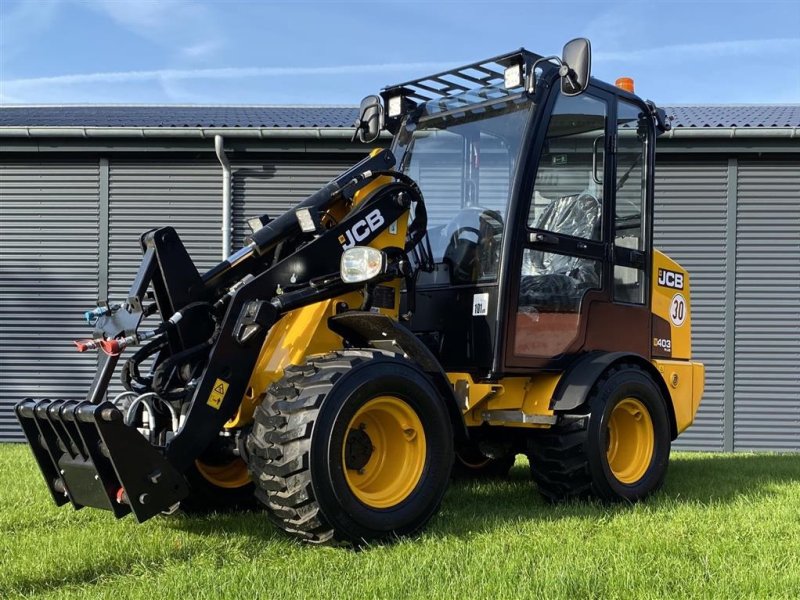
246, 350, 454, 544
527, 363, 671, 503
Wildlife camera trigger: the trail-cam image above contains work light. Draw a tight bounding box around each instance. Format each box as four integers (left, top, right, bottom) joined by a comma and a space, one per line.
295, 208, 317, 233
387, 95, 404, 118
503, 64, 523, 89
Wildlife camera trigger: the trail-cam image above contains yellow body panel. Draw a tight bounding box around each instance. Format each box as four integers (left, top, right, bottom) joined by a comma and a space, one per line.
650, 250, 705, 434
447, 372, 560, 428
227, 166, 409, 428
651, 250, 692, 360
651, 359, 704, 434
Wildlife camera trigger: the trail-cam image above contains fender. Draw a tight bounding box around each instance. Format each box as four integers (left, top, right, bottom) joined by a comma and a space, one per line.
328, 311, 469, 442
550, 350, 677, 438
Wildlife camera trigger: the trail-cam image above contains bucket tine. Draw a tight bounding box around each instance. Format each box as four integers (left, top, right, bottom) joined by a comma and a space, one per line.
15, 399, 71, 507
43, 400, 80, 458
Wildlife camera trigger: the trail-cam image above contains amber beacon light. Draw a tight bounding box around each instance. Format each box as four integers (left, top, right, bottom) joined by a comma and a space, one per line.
615, 77, 635, 93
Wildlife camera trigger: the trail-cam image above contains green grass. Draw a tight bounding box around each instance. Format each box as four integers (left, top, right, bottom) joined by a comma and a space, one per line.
1, 444, 798, 599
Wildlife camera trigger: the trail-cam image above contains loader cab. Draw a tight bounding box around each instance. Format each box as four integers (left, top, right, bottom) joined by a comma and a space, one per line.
383, 45, 658, 377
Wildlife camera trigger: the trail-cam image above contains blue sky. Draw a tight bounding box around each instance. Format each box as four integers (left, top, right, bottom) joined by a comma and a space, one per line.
1, 0, 799, 106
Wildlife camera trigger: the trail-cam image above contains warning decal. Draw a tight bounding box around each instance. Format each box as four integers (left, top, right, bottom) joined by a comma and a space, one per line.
207, 378, 229, 409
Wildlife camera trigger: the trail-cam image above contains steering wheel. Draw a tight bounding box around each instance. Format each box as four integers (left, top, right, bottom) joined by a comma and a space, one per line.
444, 207, 505, 283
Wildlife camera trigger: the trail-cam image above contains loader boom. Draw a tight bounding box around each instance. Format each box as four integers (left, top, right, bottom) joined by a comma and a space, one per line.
16, 148, 432, 519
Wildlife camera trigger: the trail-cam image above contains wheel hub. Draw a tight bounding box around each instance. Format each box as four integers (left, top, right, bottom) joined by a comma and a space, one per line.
342, 396, 427, 509
344, 426, 373, 471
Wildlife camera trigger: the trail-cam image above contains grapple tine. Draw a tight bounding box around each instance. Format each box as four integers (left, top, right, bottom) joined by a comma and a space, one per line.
15, 399, 71, 507
42, 400, 80, 459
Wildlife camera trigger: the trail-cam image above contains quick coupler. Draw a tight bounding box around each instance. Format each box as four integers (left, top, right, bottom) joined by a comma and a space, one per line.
15, 398, 188, 522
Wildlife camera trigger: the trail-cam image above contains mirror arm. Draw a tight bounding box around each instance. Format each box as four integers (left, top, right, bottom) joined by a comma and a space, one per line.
559, 64, 579, 94
526, 55, 562, 94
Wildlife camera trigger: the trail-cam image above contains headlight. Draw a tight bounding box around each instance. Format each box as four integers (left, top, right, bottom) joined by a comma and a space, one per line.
340, 247, 386, 284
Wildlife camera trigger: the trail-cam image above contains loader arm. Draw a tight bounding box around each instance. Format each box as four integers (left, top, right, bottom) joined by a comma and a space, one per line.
15, 148, 432, 520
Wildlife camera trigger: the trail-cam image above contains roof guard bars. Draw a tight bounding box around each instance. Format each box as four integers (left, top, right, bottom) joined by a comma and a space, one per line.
382, 48, 543, 103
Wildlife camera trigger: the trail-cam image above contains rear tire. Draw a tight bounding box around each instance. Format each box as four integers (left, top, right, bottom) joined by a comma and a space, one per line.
527, 363, 671, 503
246, 350, 454, 544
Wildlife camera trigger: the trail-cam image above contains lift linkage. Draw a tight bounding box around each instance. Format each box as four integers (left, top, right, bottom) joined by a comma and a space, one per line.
13, 149, 414, 521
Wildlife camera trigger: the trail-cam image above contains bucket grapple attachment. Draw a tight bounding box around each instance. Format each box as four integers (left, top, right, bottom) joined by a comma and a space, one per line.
15, 398, 188, 522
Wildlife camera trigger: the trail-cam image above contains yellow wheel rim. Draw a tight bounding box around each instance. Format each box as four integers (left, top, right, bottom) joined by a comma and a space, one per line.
342, 396, 426, 509
606, 397, 654, 484
195, 458, 251, 489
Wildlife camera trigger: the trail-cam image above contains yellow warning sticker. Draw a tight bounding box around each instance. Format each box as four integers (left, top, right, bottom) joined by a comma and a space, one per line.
207, 378, 229, 409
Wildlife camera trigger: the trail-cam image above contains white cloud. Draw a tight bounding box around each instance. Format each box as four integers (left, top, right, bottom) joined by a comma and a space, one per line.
79, 0, 226, 63
596, 38, 800, 63
3, 61, 458, 92
82, 0, 206, 37
180, 40, 222, 59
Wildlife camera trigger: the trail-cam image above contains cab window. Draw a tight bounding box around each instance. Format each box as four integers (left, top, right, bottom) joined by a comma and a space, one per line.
614, 100, 648, 304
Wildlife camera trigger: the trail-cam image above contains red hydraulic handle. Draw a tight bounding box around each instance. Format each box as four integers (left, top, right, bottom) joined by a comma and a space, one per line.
73, 339, 100, 352
99, 339, 123, 355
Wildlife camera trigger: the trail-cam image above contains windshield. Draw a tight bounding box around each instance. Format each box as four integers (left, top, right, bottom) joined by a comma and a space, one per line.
393, 91, 532, 284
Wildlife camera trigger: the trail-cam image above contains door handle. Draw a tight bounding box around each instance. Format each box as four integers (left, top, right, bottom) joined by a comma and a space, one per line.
530, 232, 559, 245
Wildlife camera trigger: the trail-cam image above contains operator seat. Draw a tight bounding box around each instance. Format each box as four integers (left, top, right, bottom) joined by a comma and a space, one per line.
520, 192, 601, 312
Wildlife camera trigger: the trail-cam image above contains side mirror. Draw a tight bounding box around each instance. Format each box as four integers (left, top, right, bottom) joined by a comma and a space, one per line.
353, 95, 384, 144
560, 38, 592, 96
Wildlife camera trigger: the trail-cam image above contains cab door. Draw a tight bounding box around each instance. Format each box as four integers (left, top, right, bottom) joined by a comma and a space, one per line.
503, 88, 655, 371
504, 88, 613, 368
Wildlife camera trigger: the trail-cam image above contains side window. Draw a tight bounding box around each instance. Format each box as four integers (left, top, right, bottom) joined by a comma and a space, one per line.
614, 101, 648, 304
528, 93, 606, 241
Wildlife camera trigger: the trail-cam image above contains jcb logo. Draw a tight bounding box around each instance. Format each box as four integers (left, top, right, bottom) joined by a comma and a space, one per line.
658, 268, 684, 290
338, 209, 385, 250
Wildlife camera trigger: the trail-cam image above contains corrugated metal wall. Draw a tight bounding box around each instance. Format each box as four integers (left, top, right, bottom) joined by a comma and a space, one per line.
733, 161, 800, 449
0, 160, 100, 441
653, 160, 730, 450
1, 151, 798, 450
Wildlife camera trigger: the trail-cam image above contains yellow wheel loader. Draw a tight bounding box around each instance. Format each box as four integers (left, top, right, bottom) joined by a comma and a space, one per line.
16, 39, 704, 545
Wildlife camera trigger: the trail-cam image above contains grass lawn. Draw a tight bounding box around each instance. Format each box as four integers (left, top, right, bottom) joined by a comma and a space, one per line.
1, 444, 798, 599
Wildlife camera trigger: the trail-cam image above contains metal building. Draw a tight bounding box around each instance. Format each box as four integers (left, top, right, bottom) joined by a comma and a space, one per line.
1, 105, 798, 450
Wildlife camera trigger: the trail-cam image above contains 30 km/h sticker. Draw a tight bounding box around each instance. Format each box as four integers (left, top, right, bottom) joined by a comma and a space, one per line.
670, 293, 687, 327
207, 378, 229, 409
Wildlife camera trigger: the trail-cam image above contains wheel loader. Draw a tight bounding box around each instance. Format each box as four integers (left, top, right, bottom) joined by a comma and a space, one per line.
16, 39, 704, 544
